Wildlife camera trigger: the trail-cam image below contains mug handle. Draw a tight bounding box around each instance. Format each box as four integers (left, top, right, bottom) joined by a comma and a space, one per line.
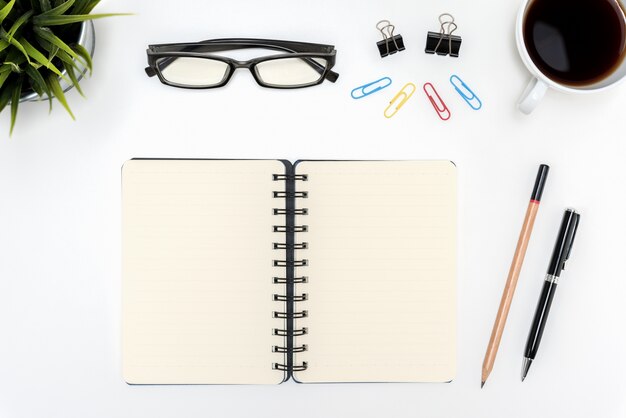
517, 77, 548, 114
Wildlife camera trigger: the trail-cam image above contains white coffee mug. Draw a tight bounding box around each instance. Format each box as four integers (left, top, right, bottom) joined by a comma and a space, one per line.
515, 0, 626, 114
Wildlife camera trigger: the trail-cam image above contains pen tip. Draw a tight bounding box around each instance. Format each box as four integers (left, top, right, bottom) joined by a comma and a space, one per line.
521, 357, 532, 382
481, 380, 485, 389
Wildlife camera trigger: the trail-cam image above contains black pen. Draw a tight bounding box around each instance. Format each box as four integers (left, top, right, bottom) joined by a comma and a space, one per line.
521, 208, 580, 381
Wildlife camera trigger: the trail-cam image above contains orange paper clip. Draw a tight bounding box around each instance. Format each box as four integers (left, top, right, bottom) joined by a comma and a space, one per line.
423, 82, 451, 120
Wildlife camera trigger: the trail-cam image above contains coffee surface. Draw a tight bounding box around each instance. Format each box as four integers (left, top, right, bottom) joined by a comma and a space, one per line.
523, 0, 626, 86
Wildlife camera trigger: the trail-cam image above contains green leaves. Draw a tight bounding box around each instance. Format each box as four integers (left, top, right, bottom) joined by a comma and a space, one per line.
5, 10, 31, 40
9, 74, 22, 134
0, 73, 24, 135
46, 73, 73, 119
0, 38, 9, 53
71, 42, 91, 73
71, 0, 99, 15
25, 63, 52, 111
2, 60, 20, 72
39, 0, 51, 12
19, 36, 64, 78
62, 60, 82, 96
25, 63, 50, 99
33, 11, 128, 26
28, 0, 42, 15
0, 78, 14, 125
55, 48, 87, 92
0, 0, 125, 135
0, 65, 12, 88
0, 0, 15, 24
38, 0, 73, 16
34, 26, 84, 66
1, 30, 30, 63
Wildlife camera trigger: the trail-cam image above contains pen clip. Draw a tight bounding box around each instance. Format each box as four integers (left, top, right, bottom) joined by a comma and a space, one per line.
563, 211, 580, 264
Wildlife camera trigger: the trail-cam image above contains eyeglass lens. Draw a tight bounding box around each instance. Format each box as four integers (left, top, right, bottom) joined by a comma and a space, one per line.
255, 57, 328, 87
157, 57, 229, 87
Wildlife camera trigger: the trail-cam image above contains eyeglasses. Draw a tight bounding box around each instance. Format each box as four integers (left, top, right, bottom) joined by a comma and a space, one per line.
145, 38, 339, 89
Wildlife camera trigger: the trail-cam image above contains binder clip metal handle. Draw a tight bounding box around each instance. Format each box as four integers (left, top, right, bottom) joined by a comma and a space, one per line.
376, 20, 405, 58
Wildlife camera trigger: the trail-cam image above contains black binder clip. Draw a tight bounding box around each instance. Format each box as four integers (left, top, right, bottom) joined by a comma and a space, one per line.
425, 13, 462, 57
376, 20, 405, 58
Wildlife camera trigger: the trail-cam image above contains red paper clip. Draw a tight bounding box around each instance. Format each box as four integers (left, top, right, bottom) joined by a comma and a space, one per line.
423, 82, 451, 120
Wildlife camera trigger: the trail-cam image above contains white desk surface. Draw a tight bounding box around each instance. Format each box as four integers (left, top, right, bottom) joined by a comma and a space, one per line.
1, 0, 624, 417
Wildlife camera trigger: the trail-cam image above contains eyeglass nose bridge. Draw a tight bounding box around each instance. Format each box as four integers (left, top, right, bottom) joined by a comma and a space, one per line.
231, 59, 253, 69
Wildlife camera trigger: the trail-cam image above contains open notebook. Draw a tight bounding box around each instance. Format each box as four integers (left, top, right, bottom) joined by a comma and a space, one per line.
122, 159, 457, 384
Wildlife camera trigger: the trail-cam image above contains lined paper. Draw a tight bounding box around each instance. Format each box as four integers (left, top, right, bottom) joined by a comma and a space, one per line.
122, 159, 286, 384
293, 161, 457, 383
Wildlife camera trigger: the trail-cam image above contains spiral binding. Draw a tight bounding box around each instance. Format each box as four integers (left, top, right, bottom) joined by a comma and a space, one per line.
272, 171, 308, 373
273, 191, 308, 199
273, 174, 308, 181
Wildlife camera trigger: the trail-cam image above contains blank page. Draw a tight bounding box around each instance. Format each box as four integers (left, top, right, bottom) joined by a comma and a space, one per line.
293, 161, 457, 383
122, 159, 286, 384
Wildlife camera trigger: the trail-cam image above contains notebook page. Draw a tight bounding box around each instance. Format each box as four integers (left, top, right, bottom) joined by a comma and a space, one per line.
293, 161, 456, 383
122, 159, 286, 384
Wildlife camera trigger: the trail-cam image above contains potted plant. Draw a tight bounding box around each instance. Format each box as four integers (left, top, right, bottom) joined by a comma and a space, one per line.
0, 0, 125, 135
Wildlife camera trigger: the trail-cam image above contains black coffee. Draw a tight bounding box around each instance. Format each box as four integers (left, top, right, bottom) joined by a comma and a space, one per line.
523, 0, 626, 86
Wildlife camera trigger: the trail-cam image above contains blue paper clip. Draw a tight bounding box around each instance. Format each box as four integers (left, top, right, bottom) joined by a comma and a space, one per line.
351, 77, 393, 99
449, 74, 482, 110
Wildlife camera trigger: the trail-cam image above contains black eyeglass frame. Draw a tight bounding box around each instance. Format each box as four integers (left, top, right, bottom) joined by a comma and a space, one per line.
145, 38, 339, 89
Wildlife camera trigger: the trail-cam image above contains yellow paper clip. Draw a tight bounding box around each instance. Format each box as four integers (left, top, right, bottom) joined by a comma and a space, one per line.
384, 83, 416, 118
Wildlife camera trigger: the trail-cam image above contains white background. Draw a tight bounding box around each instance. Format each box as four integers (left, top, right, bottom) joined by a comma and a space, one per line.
1, 0, 625, 417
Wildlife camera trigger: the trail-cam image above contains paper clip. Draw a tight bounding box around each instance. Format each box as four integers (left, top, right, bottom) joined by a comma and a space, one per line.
351, 77, 392, 99
384, 83, 416, 118
450, 74, 482, 110
423, 82, 451, 120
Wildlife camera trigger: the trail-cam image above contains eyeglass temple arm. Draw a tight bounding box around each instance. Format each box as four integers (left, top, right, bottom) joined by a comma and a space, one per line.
146, 41, 338, 82
194, 38, 334, 54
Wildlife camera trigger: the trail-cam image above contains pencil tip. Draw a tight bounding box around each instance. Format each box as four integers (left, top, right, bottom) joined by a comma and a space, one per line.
481, 380, 485, 389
